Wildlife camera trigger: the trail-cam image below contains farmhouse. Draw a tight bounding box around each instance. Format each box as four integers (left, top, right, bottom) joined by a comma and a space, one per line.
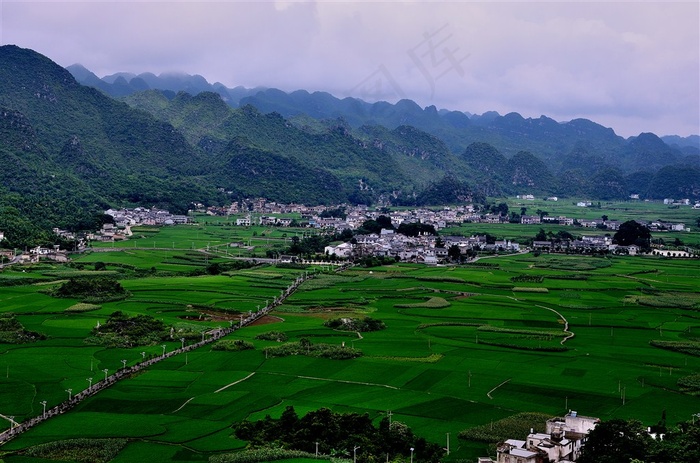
236, 216, 251, 226
520, 215, 541, 225
481, 411, 599, 463
495, 439, 545, 463
324, 242, 354, 258
652, 249, 692, 258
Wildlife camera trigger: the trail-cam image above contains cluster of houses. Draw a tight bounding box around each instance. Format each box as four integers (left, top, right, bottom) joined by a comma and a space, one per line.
231, 201, 477, 232
324, 232, 520, 264
480, 411, 600, 463
224, 198, 691, 235
532, 235, 641, 255
519, 214, 688, 233
87, 207, 190, 242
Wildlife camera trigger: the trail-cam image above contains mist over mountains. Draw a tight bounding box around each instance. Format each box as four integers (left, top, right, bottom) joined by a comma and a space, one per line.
1, 45, 698, 244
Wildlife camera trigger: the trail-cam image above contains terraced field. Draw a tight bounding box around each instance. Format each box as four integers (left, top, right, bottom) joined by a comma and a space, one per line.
0, 244, 699, 462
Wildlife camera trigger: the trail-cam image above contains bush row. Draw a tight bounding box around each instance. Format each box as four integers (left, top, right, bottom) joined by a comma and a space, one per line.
263, 340, 362, 360
212, 340, 255, 351
23, 438, 128, 463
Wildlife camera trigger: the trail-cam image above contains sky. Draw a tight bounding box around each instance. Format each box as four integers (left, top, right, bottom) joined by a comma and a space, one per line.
1, 0, 698, 138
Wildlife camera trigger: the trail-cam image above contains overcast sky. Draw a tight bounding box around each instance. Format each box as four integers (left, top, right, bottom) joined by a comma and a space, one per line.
1, 0, 698, 138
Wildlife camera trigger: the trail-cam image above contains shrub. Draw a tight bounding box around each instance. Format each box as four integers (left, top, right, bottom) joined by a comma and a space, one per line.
263, 340, 362, 360
84, 311, 169, 348
0, 313, 46, 344
512, 287, 549, 293
459, 412, 553, 443
49, 277, 130, 302
23, 438, 128, 463
254, 331, 288, 342
510, 275, 544, 283
650, 340, 700, 356
324, 317, 386, 332
395, 297, 450, 308
416, 276, 466, 283
210, 448, 324, 463
65, 303, 101, 312
212, 340, 255, 351
677, 374, 700, 394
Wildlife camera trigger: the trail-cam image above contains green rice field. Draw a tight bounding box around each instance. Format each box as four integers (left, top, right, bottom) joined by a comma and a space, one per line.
0, 222, 699, 462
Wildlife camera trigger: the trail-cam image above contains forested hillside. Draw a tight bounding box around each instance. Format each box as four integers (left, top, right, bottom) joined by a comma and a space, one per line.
1, 45, 698, 247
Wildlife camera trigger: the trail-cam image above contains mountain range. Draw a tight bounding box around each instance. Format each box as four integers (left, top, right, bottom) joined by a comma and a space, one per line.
1, 45, 698, 246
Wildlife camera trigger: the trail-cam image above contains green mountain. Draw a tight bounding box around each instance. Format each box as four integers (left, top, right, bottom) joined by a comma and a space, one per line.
0, 45, 221, 245
2, 46, 699, 246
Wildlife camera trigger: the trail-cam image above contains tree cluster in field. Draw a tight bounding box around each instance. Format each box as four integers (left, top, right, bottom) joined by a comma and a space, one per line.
49, 277, 129, 303
65, 303, 101, 313
263, 338, 361, 360
202, 260, 259, 276
323, 317, 386, 332
210, 448, 322, 463
21, 438, 128, 463
476, 339, 569, 352
0, 312, 46, 344
212, 339, 255, 351
84, 311, 169, 348
510, 275, 544, 283
578, 418, 700, 463
677, 373, 700, 394
649, 340, 700, 357
357, 255, 400, 268
254, 331, 288, 342
395, 297, 450, 309
613, 220, 653, 250
416, 275, 466, 283
232, 406, 444, 463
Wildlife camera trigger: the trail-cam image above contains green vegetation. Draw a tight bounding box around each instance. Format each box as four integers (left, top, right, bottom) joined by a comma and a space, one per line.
0, 217, 699, 463
232, 406, 444, 463
84, 310, 169, 348
210, 448, 324, 463
650, 340, 700, 357
263, 339, 362, 360
65, 303, 102, 313
458, 412, 553, 443
395, 297, 450, 308
49, 277, 129, 303
323, 317, 386, 332
212, 340, 255, 351
0, 312, 45, 344
579, 418, 700, 463
254, 331, 288, 342
22, 438, 128, 463
677, 374, 700, 394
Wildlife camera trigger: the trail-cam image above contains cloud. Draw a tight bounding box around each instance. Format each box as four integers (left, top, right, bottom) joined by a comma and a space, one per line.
1, 0, 698, 137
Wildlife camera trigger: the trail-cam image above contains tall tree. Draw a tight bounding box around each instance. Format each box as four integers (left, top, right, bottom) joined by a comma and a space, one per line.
613, 220, 652, 250
578, 419, 654, 463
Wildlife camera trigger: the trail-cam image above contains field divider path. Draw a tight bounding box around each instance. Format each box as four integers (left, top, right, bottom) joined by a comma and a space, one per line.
266, 372, 398, 390
0, 265, 346, 447
505, 296, 574, 344
172, 397, 196, 413
215, 372, 256, 393
486, 378, 511, 399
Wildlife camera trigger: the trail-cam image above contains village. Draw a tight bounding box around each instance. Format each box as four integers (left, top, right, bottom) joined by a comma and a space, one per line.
1, 197, 696, 265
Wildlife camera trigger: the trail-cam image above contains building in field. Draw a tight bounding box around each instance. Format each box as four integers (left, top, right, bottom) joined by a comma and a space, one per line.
481, 411, 599, 463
